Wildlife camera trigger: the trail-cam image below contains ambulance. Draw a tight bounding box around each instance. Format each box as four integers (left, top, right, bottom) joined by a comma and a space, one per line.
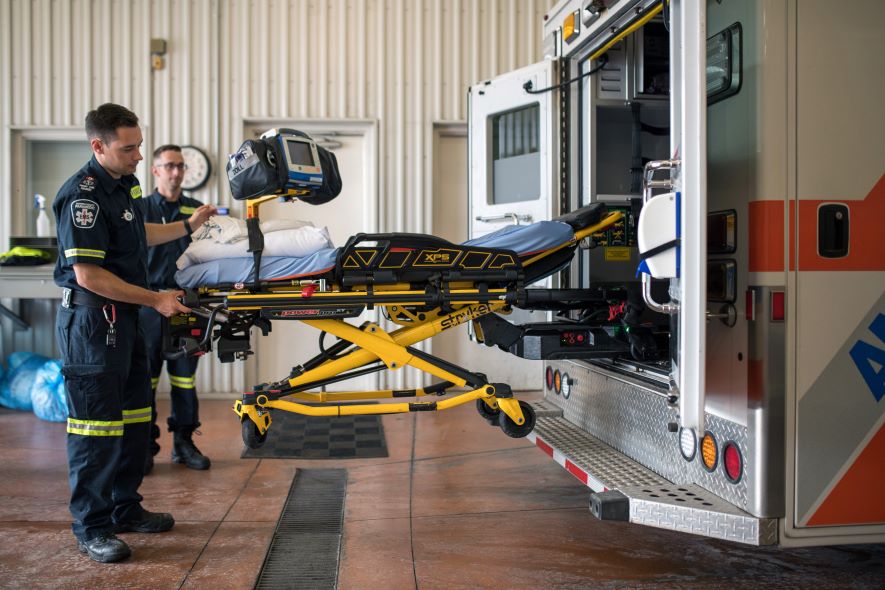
468, 0, 884, 546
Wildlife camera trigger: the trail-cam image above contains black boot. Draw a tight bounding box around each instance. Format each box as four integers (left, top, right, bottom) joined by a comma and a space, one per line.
77, 533, 131, 563
171, 428, 211, 470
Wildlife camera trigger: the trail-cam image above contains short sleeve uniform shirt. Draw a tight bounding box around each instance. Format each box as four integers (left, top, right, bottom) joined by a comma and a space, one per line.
53, 155, 149, 291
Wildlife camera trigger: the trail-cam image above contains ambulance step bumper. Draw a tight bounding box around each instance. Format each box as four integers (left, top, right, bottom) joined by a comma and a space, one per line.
527, 415, 777, 546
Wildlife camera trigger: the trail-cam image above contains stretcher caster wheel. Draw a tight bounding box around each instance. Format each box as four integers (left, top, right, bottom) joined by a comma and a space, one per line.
242, 419, 268, 449
475, 399, 500, 424
498, 400, 536, 438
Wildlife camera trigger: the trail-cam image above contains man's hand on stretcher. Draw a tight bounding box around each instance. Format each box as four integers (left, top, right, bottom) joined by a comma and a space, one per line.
187, 204, 217, 231
145, 204, 218, 246
72, 264, 192, 318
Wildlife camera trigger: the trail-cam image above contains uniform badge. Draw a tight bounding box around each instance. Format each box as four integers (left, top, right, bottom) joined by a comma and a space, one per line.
71, 199, 99, 229
78, 176, 96, 193
121, 209, 134, 222
130, 185, 142, 199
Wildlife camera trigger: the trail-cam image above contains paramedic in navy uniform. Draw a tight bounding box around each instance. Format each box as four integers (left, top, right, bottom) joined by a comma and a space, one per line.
53, 103, 216, 563
135, 145, 211, 475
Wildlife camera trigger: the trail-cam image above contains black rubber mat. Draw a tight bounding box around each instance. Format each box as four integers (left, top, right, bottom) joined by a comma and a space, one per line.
241, 406, 388, 459
254, 469, 346, 590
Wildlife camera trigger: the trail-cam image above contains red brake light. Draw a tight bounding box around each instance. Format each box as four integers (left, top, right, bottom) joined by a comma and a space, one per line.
723, 442, 743, 483
545, 366, 554, 390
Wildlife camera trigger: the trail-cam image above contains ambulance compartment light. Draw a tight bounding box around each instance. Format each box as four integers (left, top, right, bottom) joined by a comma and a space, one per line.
771, 291, 785, 322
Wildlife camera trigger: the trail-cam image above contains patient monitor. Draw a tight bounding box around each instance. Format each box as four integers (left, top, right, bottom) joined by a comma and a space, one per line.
227, 128, 342, 204
260, 128, 324, 190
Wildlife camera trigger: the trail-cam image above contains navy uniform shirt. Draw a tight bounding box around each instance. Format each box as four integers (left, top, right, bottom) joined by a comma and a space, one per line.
134, 191, 202, 289
53, 155, 149, 292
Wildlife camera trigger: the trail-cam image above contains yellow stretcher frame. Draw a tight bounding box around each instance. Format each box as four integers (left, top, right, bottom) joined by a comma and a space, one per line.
217, 200, 623, 445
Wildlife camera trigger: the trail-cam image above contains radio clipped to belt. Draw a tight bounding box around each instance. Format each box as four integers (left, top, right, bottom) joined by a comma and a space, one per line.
103, 304, 117, 348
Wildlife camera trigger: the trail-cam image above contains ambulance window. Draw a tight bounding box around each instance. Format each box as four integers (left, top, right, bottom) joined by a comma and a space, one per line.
490, 103, 540, 204
707, 23, 742, 105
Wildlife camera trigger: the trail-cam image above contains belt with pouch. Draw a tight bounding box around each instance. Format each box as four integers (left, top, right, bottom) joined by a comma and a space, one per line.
61, 287, 140, 310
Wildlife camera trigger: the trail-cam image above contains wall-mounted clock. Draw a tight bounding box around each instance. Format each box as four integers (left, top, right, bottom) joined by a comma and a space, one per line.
180, 145, 211, 191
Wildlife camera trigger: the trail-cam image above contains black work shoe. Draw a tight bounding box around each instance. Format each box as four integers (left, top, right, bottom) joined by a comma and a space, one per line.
115, 510, 175, 534
77, 534, 131, 563
172, 429, 211, 470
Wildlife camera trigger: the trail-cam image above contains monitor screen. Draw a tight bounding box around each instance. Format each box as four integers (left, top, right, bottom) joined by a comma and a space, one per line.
286, 139, 314, 166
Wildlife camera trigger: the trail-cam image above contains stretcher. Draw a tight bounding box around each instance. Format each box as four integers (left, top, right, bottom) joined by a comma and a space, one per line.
163, 130, 642, 448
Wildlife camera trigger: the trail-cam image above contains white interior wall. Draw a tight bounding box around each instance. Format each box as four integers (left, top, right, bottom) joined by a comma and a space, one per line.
0, 0, 554, 394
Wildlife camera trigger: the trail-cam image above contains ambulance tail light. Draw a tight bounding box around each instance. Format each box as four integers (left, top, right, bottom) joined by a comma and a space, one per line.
723, 441, 743, 483
553, 369, 562, 394
700, 432, 718, 472
771, 291, 785, 321
545, 366, 554, 391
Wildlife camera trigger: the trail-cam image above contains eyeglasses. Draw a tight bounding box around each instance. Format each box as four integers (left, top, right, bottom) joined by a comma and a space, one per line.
157, 163, 188, 171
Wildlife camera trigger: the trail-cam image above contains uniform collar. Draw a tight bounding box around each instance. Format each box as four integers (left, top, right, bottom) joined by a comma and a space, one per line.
151, 189, 182, 205
88, 155, 135, 193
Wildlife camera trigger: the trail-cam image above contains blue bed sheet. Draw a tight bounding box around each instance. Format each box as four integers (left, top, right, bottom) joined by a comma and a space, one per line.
175, 220, 574, 288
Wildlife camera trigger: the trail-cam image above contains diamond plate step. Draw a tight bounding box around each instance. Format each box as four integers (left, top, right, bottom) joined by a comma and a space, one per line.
529, 399, 564, 418
529, 416, 777, 546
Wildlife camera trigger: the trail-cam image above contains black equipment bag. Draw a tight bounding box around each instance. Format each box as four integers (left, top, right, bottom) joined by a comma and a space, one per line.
226, 132, 342, 204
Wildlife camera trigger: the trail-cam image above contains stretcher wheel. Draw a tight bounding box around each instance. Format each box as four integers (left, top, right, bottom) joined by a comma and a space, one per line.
242, 419, 268, 449
498, 400, 536, 438
475, 399, 501, 424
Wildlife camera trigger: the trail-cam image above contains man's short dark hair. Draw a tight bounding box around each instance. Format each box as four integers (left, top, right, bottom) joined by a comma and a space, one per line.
85, 103, 139, 143
153, 144, 182, 160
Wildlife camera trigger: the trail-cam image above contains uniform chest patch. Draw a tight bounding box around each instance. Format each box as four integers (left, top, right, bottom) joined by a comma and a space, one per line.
78, 176, 96, 192
130, 185, 142, 199
121, 209, 134, 222
71, 199, 99, 229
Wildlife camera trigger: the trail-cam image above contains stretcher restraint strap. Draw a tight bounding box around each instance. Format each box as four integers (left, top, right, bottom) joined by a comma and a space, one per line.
246, 216, 264, 292
639, 238, 680, 260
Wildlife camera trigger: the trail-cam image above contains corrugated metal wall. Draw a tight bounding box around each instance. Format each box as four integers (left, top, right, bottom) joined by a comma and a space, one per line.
0, 0, 553, 395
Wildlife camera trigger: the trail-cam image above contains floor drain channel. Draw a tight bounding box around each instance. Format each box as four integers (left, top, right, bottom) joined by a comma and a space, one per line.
255, 469, 347, 590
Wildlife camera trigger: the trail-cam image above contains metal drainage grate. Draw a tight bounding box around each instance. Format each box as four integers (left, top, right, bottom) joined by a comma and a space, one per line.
255, 469, 347, 590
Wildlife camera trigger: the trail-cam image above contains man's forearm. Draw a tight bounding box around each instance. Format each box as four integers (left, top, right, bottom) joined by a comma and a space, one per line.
73, 263, 159, 308
145, 221, 188, 246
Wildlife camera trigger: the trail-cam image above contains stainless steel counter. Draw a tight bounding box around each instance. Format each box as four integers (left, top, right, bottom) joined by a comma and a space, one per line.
0, 264, 60, 299
0, 265, 60, 329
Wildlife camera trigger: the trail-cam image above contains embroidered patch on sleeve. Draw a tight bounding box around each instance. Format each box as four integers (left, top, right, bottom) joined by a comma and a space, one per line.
71, 199, 99, 229
78, 176, 96, 192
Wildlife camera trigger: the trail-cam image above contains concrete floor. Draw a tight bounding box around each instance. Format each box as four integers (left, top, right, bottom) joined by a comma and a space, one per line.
0, 394, 883, 589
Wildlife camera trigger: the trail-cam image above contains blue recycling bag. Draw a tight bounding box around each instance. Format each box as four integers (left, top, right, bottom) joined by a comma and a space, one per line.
0, 352, 48, 411
32, 359, 67, 422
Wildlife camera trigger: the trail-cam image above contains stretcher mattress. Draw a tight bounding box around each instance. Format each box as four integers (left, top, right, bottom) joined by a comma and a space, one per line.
174, 220, 574, 288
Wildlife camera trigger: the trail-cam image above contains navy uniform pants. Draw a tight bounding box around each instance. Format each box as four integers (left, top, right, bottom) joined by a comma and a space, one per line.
139, 307, 200, 437
56, 303, 151, 542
